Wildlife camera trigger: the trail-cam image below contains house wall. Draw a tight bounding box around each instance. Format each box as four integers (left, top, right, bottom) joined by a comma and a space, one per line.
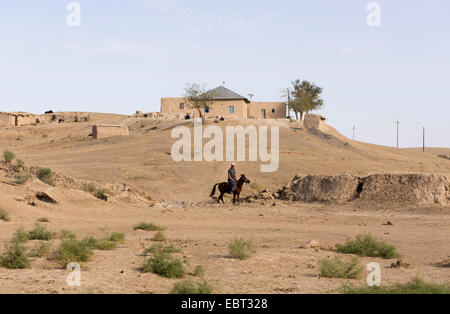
0, 113, 16, 127
161, 97, 248, 119
92, 125, 129, 139
161, 98, 286, 119
248, 102, 286, 119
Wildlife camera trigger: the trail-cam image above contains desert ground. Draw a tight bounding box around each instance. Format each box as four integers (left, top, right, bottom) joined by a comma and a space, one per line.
0, 113, 449, 294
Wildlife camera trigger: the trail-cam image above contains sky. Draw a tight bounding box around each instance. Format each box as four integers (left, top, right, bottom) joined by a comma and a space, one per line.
0, 0, 449, 148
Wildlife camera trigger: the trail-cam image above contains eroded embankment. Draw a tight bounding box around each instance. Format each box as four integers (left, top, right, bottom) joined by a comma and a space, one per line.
247, 173, 450, 206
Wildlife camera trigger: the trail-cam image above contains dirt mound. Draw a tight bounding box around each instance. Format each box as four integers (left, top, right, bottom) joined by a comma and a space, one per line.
0, 164, 155, 207
276, 173, 450, 206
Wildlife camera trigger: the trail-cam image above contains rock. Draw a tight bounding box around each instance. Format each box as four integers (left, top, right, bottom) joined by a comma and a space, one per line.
35, 191, 57, 204
301, 240, 321, 249
390, 258, 415, 269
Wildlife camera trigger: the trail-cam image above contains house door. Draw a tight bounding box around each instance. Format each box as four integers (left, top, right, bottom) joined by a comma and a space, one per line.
261, 109, 266, 119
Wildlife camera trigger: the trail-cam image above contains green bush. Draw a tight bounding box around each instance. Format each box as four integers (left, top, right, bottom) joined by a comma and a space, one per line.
169, 279, 213, 294
152, 231, 166, 242
37, 168, 55, 186
12, 227, 28, 244
341, 277, 450, 294
94, 239, 116, 250
0, 241, 30, 269
57, 239, 93, 266
228, 238, 256, 260
143, 244, 181, 256
59, 229, 77, 240
191, 265, 205, 277
84, 182, 97, 193
0, 208, 10, 222
108, 232, 125, 243
29, 241, 52, 258
134, 222, 165, 231
94, 189, 108, 201
319, 256, 364, 279
16, 159, 25, 167
27, 224, 54, 240
141, 252, 185, 278
81, 236, 99, 249
336, 234, 399, 259
3, 150, 15, 164
14, 175, 30, 185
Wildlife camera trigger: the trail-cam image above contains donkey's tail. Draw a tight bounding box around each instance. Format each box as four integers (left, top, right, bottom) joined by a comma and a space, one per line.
210, 183, 220, 197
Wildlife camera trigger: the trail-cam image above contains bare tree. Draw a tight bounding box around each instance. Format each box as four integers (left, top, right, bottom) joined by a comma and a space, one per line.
183, 83, 216, 119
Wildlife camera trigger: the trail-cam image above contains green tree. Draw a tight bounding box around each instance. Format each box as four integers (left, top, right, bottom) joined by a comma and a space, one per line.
285, 79, 324, 120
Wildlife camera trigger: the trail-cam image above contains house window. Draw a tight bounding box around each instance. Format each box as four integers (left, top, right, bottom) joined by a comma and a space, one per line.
228, 106, 234, 114
272, 109, 275, 113
179, 103, 185, 109
204, 107, 210, 113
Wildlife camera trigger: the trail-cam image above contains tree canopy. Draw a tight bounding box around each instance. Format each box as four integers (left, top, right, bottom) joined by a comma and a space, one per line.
284, 79, 324, 120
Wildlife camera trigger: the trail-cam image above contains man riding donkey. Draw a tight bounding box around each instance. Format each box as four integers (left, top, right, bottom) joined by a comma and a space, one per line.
210, 163, 251, 204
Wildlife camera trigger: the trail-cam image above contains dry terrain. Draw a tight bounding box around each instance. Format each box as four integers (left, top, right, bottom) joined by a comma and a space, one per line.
0, 113, 449, 294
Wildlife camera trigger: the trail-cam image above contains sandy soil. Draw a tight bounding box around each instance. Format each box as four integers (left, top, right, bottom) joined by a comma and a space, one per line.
0, 114, 448, 294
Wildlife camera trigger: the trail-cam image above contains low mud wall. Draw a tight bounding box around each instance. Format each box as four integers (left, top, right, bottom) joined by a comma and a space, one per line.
277, 173, 450, 206
92, 124, 129, 139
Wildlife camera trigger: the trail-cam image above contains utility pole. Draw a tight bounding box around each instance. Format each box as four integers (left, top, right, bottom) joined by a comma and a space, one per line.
422, 127, 425, 152
287, 89, 291, 119
352, 125, 356, 141
395, 119, 400, 148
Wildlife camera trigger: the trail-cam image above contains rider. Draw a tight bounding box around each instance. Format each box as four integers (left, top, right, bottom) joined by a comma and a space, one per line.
228, 163, 237, 193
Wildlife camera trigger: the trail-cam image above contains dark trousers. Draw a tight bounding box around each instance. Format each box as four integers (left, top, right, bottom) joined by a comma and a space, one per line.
228, 179, 236, 193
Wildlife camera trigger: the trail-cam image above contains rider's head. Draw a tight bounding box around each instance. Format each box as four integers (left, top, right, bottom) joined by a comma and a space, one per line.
231, 162, 236, 168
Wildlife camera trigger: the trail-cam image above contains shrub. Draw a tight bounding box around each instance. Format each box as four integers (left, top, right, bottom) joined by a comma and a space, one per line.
228, 238, 256, 260
341, 277, 450, 294
94, 239, 116, 250
29, 241, 52, 258
143, 244, 181, 256
141, 252, 185, 278
14, 175, 30, 185
59, 230, 77, 240
81, 236, 99, 249
3, 150, 15, 164
191, 265, 205, 277
336, 234, 399, 259
319, 256, 364, 279
12, 227, 28, 244
169, 279, 213, 294
0, 241, 30, 269
37, 168, 55, 186
16, 159, 25, 167
27, 224, 54, 241
57, 239, 93, 266
94, 189, 108, 201
84, 182, 97, 193
152, 231, 166, 242
134, 222, 165, 231
37, 217, 50, 223
108, 232, 125, 243
0, 208, 10, 222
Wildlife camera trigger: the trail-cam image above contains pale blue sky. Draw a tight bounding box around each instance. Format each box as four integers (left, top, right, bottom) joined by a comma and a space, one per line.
1, 0, 449, 147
